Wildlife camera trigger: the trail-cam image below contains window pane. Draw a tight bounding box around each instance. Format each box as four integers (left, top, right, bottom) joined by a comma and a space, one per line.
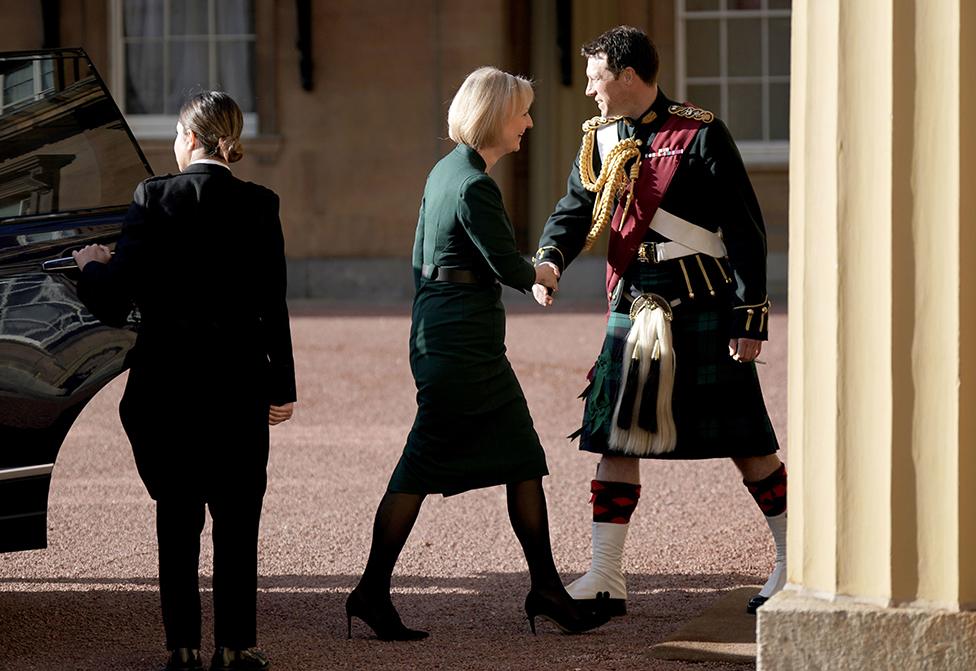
686, 84, 721, 117
728, 18, 762, 76
0, 201, 26, 217
216, 42, 255, 113
686, 19, 720, 78
166, 41, 209, 114
727, 82, 763, 140
3, 81, 34, 107
729, 0, 761, 9
216, 0, 254, 35
123, 0, 163, 37
769, 17, 791, 76
40, 59, 55, 92
170, 0, 209, 36
4, 63, 33, 87
125, 43, 163, 113
686, 0, 719, 10
770, 82, 789, 139
3, 64, 34, 107
769, 0, 792, 9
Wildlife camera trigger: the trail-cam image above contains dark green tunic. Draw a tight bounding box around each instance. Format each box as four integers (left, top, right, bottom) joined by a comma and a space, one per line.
536, 90, 779, 460
388, 144, 549, 495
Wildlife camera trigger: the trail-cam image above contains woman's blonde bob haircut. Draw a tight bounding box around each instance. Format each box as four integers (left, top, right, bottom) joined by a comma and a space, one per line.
448, 67, 534, 150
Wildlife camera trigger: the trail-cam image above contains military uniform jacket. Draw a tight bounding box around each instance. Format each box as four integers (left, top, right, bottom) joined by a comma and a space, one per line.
536, 89, 771, 339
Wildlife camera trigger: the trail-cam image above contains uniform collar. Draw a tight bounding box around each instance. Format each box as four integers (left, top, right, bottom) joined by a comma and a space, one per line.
182, 159, 232, 175
455, 143, 487, 172
629, 88, 674, 127
618, 89, 674, 140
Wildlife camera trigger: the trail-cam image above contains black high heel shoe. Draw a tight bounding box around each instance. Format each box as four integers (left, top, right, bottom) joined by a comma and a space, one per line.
524, 590, 611, 635
345, 588, 430, 641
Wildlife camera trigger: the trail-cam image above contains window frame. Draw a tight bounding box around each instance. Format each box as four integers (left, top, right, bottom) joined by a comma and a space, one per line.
674, 0, 791, 166
108, 0, 258, 139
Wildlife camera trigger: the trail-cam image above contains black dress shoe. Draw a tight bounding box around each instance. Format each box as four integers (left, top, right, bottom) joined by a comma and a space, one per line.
345, 588, 429, 641
573, 590, 627, 617
524, 590, 611, 635
209, 647, 270, 670
746, 594, 768, 615
163, 648, 203, 671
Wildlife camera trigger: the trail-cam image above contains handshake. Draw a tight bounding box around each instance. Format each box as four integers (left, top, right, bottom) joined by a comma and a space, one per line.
532, 262, 560, 307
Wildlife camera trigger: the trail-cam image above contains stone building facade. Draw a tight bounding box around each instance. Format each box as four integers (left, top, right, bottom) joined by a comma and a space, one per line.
0, 0, 790, 300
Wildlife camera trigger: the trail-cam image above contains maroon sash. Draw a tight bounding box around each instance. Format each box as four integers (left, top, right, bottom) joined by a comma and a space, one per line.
605, 114, 703, 300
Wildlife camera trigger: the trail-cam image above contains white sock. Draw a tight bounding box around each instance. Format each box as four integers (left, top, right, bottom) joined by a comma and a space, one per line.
566, 522, 629, 600
758, 511, 787, 598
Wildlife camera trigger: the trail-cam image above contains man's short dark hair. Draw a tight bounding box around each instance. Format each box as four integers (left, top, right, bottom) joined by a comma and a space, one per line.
581, 26, 659, 84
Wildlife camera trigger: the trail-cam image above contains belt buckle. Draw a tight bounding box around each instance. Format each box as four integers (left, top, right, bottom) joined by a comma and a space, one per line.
638, 242, 658, 264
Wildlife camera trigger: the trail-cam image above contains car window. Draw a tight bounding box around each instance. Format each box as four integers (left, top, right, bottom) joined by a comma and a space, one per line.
0, 51, 153, 224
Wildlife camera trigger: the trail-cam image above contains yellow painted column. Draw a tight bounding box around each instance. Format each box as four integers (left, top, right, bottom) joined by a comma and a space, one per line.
786, 0, 840, 600
759, 0, 976, 667
960, 0, 976, 613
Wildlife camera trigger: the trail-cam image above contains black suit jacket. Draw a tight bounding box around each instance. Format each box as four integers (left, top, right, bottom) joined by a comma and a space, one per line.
79, 163, 296, 499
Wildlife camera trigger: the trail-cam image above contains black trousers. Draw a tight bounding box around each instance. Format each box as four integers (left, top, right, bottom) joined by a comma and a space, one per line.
156, 489, 265, 650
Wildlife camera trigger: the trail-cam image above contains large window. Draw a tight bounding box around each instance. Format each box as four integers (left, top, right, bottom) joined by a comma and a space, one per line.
110, 0, 257, 138
676, 0, 791, 164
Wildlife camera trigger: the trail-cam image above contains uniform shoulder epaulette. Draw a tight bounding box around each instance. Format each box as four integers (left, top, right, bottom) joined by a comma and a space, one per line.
581, 115, 621, 133
668, 103, 715, 124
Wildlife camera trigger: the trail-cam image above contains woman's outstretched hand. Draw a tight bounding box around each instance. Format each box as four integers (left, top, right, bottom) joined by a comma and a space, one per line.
533, 263, 560, 307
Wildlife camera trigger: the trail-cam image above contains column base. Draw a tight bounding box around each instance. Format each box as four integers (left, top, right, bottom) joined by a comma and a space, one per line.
757, 591, 976, 670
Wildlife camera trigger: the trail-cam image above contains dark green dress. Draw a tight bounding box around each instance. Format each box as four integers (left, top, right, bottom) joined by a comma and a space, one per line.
388, 144, 549, 496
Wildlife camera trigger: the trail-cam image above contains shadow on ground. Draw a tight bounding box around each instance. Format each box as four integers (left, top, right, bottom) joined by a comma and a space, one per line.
0, 572, 757, 671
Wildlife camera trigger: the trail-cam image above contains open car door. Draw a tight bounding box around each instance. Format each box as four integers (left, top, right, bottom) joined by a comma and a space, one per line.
0, 48, 153, 552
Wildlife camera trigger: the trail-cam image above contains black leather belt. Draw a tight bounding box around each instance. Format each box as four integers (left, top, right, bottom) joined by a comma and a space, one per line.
421, 264, 481, 284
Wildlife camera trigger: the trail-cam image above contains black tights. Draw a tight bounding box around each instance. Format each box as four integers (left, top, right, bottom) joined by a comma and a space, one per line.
355, 478, 565, 598
355, 490, 425, 597
504, 478, 564, 594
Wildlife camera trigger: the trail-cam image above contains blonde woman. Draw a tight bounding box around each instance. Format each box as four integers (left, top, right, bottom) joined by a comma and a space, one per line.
346, 67, 608, 640
74, 92, 294, 671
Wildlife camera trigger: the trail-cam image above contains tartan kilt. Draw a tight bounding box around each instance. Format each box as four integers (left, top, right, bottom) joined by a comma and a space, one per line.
578, 258, 779, 460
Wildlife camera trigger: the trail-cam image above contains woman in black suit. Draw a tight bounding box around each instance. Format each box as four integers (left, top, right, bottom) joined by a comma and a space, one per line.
73, 92, 295, 671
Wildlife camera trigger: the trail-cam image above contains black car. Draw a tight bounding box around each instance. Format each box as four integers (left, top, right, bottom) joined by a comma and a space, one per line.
0, 48, 153, 552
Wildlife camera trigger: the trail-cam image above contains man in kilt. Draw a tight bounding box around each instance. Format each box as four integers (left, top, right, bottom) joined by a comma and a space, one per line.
533, 25, 786, 616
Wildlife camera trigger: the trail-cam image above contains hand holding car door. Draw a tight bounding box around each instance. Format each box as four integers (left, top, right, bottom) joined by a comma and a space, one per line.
72, 244, 111, 268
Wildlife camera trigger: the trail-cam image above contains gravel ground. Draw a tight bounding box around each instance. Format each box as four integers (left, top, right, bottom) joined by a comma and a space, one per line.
0, 304, 786, 671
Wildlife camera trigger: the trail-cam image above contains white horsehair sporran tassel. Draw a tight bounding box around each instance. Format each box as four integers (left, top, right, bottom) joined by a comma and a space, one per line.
609, 294, 677, 455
